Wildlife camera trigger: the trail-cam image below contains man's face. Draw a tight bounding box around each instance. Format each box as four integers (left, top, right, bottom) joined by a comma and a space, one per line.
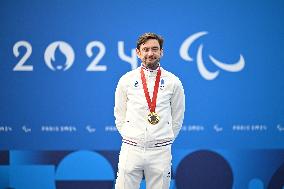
136, 39, 163, 68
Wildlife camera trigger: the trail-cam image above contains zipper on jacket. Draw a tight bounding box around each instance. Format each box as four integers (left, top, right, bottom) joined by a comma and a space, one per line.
144, 127, 147, 152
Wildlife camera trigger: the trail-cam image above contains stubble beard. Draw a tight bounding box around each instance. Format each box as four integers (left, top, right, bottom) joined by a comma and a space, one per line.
143, 57, 160, 70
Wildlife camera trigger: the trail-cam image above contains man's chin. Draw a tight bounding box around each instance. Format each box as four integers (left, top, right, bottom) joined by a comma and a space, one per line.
145, 62, 159, 69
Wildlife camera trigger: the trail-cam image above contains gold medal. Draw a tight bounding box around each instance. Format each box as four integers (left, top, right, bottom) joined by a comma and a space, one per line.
141, 67, 162, 125
148, 112, 160, 125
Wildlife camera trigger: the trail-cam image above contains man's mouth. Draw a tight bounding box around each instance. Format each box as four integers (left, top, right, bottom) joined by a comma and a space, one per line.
147, 57, 156, 61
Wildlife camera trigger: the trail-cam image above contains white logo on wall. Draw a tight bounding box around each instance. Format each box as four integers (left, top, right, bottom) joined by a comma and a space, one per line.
86, 125, 96, 133
180, 31, 245, 80
213, 124, 223, 132
22, 125, 32, 133
44, 41, 75, 71
277, 124, 284, 132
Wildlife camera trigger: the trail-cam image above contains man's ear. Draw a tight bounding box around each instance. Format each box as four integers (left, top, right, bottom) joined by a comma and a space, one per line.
160, 49, 164, 57
136, 48, 141, 58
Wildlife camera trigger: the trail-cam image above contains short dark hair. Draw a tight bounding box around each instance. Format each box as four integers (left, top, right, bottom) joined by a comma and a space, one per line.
136, 32, 164, 50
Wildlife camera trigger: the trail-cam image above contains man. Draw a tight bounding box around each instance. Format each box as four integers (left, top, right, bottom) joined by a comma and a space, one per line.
114, 32, 185, 189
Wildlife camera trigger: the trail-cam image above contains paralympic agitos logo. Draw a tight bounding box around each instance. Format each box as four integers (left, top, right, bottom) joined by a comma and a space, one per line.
8, 31, 245, 80
180, 31, 245, 80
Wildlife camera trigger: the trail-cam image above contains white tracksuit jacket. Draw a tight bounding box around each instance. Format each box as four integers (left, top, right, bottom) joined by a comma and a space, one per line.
114, 66, 185, 144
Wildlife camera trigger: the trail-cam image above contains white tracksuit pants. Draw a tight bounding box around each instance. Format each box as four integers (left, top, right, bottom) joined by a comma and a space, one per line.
115, 142, 172, 189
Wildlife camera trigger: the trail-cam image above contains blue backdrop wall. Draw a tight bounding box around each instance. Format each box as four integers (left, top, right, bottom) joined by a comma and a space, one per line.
0, 0, 284, 189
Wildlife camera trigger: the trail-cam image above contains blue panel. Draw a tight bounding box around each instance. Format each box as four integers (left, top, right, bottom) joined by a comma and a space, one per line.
0, 166, 10, 189
9, 165, 56, 189
0, 0, 283, 150
56, 150, 114, 180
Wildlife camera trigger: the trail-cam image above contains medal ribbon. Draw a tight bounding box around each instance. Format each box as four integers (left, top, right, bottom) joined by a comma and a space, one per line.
140, 67, 161, 113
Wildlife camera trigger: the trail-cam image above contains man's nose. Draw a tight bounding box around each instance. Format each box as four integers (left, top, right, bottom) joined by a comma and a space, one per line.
147, 50, 154, 55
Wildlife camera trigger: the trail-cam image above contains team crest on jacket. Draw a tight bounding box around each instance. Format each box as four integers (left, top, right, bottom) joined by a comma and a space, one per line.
160, 79, 165, 90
